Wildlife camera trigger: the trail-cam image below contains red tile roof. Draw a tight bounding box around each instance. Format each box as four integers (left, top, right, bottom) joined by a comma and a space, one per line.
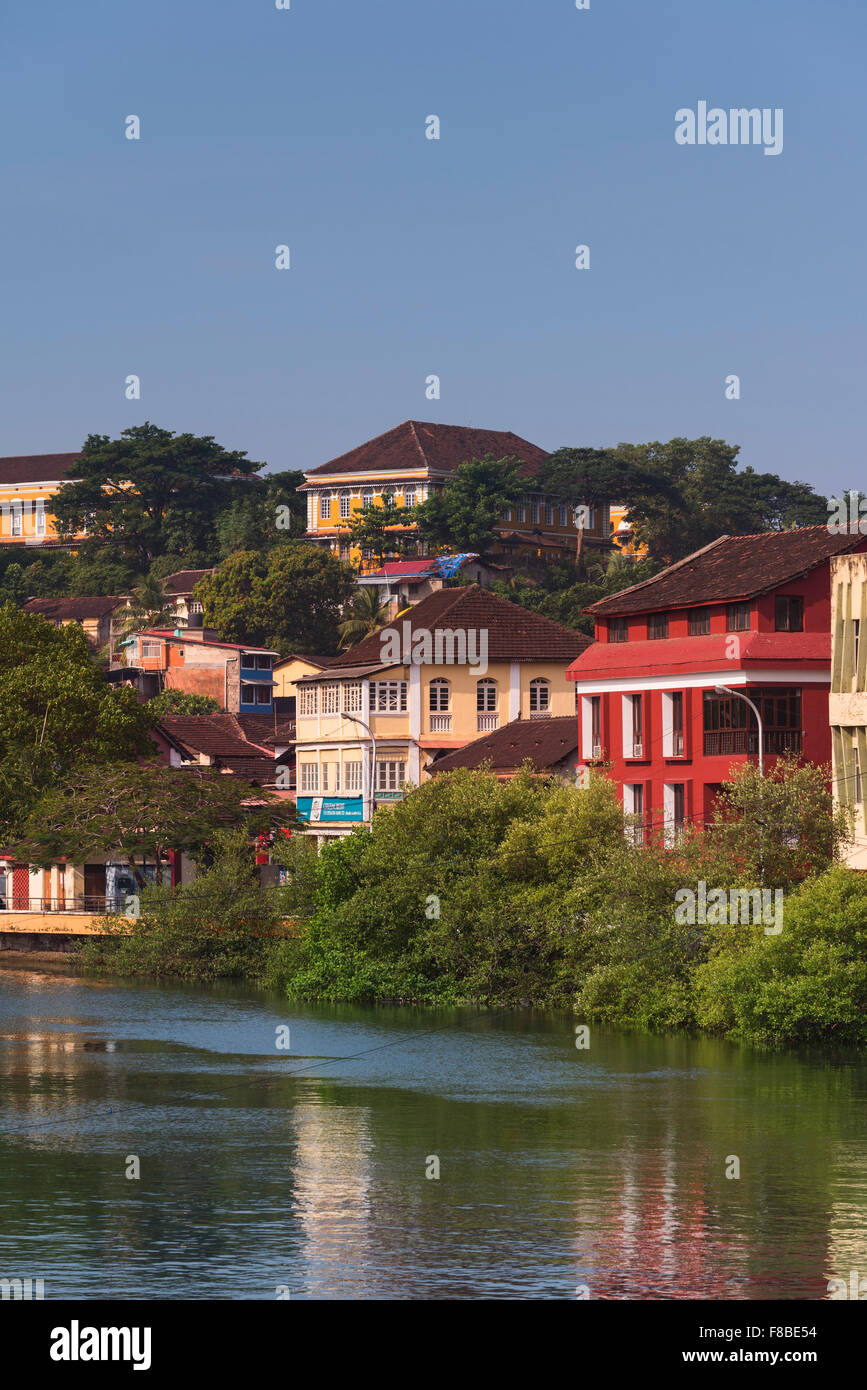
235, 713, 296, 746
157, 714, 279, 783
327, 584, 590, 667
430, 717, 580, 773
23, 595, 126, 621
302, 420, 548, 482
161, 569, 216, 594
0, 453, 80, 484
588, 527, 867, 616
567, 632, 831, 683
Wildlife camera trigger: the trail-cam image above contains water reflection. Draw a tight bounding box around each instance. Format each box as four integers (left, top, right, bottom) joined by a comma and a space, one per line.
0, 964, 866, 1298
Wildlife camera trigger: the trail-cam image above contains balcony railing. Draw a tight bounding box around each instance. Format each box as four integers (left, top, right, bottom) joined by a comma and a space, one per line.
529, 711, 550, 721
430, 714, 452, 732
0, 895, 136, 915
477, 713, 499, 732
703, 730, 802, 757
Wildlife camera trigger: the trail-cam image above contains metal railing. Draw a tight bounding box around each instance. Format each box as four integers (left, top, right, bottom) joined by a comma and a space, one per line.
703, 729, 802, 757
0, 895, 136, 915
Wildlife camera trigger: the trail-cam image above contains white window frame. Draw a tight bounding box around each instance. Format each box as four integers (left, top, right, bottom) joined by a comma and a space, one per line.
339, 490, 351, 519
622, 692, 643, 758
529, 678, 550, 713
429, 678, 450, 712
375, 759, 406, 792
300, 762, 319, 793
370, 680, 408, 714
344, 759, 363, 793
299, 685, 318, 717
343, 682, 362, 713
319, 492, 332, 520
581, 695, 602, 760
477, 678, 497, 712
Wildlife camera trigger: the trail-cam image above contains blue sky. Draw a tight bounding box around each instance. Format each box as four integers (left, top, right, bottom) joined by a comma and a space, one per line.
1, 0, 864, 496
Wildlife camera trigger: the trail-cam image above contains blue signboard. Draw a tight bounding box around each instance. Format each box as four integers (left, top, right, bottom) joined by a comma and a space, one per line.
296, 797, 365, 823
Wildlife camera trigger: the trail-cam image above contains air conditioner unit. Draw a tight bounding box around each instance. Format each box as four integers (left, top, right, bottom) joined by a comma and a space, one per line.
592, 744, 602, 759
632, 742, 643, 758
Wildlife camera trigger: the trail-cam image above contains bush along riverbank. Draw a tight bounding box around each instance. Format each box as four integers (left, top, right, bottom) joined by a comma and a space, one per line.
77, 761, 867, 1049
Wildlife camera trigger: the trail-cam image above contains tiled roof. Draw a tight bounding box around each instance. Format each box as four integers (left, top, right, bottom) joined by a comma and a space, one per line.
23, 595, 126, 620
0, 453, 80, 485
431, 716, 580, 773
302, 420, 549, 481
235, 713, 295, 746
567, 632, 830, 683
157, 714, 280, 783
327, 584, 591, 667
161, 569, 215, 594
588, 527, 867, 617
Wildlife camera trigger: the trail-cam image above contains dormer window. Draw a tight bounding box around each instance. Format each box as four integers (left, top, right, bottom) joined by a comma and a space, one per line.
609, 618, 628, 643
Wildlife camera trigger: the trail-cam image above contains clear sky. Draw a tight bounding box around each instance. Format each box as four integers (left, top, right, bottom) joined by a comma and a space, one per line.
1, 0, 864, 496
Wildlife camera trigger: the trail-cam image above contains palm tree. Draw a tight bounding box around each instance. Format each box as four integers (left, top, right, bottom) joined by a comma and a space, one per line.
116, 574, 178, 646
337, 586, 391, 650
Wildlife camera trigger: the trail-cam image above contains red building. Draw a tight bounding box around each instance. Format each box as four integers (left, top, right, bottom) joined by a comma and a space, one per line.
566, 526, 867, 839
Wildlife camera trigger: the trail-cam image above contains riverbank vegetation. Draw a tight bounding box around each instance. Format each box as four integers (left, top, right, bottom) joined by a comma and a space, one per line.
76, 759, 867, 1050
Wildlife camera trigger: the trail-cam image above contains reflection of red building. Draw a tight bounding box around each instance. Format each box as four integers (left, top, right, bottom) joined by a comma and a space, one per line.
567, 527, 867, 838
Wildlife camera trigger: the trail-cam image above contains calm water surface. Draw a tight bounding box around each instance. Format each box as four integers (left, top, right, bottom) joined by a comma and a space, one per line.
0, 960, 865, 1299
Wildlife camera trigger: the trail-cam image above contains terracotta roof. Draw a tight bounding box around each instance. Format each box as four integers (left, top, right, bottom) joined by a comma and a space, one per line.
327, 584, 591, 667
567, 632, 830, 683
588, 527, 867, 617
157, 714, 278, 782
302, 420, 548, 482
23, 595, 126, 621
235, 713, 295, 746
0, 452, 80, 484
430, 716, 580, 773
161, 569, 215, 594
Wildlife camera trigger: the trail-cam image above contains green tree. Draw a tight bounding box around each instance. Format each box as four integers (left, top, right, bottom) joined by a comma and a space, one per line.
147, 688, 221, 718
16, 762, 297, 888
337, 497, 416, 566
196, 543, 355, 654
0, 604, 153, 838
414, 455, 525, 553
53, 423, 264, 567
337, 587, 390, 649
116, 573, 177, 644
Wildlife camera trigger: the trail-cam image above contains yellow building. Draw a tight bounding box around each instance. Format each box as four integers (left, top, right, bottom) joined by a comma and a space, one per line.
293, 584, 590, 841
0, 452, 84, 546
608, 502, 648, 559
830, 553, 867, 868
298, 420, 611, 573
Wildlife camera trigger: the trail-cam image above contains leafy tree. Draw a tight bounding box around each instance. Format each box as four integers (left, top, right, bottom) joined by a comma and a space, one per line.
693, 868, 867, 1046
16, 762, 297, 887
614, 438, 827, 563
337, 587, 390, 649
115, 574, 176, 644
337, 497, 416, 566
196, 543, 355, 654
0, 604, 153, 838
538, 447, 669, 573
147, 688, 221, 718
53, 422, 264, 567
414, 455, 525, 553
215, 469, 308, 558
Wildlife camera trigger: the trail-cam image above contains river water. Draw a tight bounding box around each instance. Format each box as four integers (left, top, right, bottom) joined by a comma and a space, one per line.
0, 960, 865, 1300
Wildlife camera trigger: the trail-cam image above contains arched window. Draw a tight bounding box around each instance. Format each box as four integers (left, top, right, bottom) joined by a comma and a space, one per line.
319, 492, 332, 520
529, 678, 550, 713
477, 678, 497, 712
429, 678, 450, 712
361, 487, 374, 509
339, 489, 351, 519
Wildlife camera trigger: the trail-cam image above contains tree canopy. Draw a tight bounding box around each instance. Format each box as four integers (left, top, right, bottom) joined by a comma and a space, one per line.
53, 422, 265, 567
195, 543, 355, 654
414, 455, 525, 553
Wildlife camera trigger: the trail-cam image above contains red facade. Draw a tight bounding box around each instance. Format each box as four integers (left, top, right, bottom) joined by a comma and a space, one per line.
566, 530, 867, 839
